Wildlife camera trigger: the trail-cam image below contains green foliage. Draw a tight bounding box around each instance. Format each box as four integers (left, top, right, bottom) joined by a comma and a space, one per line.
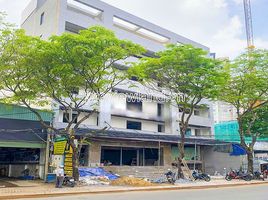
219, 49, 268, 113
0, 25, 144, 126
0, 29, 42, 105
242, 104, 268, 138
131, 44, 226, 110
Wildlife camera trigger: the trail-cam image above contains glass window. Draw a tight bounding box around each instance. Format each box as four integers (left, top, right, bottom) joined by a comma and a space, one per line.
126, 97, 142, 112
40, 12, 44, 25
127, 120, 142, 130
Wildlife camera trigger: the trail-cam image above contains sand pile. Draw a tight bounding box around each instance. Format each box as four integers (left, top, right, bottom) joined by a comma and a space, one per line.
110, 176, 155, 187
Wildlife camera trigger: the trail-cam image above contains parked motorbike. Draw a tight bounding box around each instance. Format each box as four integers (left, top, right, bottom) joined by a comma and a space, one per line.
63, 176, 75, 187
192, 171, 211, 182
225, 170, 252, 181
253, 171, 265, 181
165, 170, 176, 184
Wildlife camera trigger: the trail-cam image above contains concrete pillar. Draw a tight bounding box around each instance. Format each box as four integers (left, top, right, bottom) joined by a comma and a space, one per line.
88, 142, 101, 165
163, 145, 172, 166
98, 95, 112, 128
39, 148, 46, 179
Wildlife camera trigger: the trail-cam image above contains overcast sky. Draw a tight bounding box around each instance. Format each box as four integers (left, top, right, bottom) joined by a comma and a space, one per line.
0, 0, 267, 58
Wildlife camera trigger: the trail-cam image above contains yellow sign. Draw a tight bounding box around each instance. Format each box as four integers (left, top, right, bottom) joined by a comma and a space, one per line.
54, 140, 67, 155
64, 146, 73, 177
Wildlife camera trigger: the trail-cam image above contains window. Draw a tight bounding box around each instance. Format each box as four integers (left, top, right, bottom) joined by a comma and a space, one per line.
126, 97, 142, 112
195, 129, 201, 136
158, 124, 165, 133
130, 76, 138, 81
157, 103, 163, 117
40, 12, 44, 25
194, 110, 200, 116
63, 112, 78, 123
179, 107, 190, 114
186, 129, 191, 136
127, 121, 141, 130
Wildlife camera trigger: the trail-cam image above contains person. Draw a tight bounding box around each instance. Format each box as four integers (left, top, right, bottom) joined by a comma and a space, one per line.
55, 165, 64, 188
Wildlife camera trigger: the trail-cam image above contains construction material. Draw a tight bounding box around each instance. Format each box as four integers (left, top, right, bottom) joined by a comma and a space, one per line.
110, 176, 155, 187
79, 167, 118, 180
181, 159, 195, 181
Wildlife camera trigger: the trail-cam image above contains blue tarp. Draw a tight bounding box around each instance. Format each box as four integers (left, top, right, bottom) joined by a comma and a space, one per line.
79, 167, 118, 180
230, 144, 246, 156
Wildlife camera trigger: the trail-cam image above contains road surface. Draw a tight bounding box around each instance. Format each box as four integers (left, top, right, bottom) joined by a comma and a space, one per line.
22, 184, 268, 200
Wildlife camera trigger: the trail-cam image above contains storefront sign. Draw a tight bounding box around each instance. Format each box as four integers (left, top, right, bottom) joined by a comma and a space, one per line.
53, 140, 67, 155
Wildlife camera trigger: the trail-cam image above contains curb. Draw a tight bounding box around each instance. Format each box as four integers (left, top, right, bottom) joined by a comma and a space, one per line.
1, 181, 268, 199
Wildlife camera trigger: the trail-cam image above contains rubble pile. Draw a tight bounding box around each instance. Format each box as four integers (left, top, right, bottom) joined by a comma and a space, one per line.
78, 167, 118, 186
79, 176, 110, 186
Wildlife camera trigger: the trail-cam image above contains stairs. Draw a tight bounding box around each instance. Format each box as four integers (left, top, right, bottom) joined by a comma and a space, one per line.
104, 166, 172, 180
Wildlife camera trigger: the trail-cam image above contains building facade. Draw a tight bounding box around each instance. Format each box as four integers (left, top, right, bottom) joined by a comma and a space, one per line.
0, 103, 53, 179
20, 0, 229, 176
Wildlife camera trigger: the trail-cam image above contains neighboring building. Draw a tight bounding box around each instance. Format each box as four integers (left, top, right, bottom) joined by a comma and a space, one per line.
20, 0, 230, 176
215, 121, 268, 171
213, 101, 237, 123
0, 103, 53, 179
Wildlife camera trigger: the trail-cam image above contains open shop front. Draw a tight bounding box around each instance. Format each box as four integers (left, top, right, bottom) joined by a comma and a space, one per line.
0, 129, 47, 180
0, 145, 45, 179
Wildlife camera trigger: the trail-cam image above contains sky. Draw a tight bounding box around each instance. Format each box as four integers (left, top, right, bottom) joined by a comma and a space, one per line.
0, 0, 267, 58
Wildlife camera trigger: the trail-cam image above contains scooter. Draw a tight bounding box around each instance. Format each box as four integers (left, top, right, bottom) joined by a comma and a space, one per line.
63, 176, 75, 187
165, 170, 176, 185
225, 170, 252, 181
253, 171, 265, 181
192, 171, 211, 182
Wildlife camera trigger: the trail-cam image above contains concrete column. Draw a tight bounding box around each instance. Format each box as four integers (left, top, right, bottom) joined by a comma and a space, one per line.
98, 95, 112, 128
39, 148, 46, 179
169, 103, 179, 135
163, 145, 172, 166
88, 142, 101, 165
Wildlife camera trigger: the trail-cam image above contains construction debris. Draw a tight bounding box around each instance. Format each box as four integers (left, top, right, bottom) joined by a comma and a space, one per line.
110, 176, 156, 187
79, 176, 110, 186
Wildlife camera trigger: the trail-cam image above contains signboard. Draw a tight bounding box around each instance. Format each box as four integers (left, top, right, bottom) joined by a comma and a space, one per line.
53, 140, 67, 155
64, 144, 73, 177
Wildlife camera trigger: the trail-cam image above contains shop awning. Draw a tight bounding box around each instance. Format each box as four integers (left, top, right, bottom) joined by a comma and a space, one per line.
0, 129, 47, 148
74, 128, 232, 146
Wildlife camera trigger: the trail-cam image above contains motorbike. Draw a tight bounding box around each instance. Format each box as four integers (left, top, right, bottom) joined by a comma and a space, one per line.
225, 170, 252, 181
253, 171, 265, 181
63, 176, 75, 187
192, 171, 211, 182
165, 170, 176, 185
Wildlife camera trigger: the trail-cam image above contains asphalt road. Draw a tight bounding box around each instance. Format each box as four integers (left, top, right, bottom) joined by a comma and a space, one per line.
22, 184, 268, 200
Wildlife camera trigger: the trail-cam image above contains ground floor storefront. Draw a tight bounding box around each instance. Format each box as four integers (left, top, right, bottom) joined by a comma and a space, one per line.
0, 145, 46, 179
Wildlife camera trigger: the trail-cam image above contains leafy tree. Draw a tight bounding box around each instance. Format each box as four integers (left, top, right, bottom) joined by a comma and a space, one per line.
242, 104, 268, 141
130, 44, 226, 178
0, 26, 144, 180
219, 49, 268, 173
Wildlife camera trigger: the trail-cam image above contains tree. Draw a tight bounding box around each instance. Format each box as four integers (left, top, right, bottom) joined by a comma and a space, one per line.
130, 44, 226, 178
219, 49, 268, 173
0, 26, 144, 180
242, 104, 268, 141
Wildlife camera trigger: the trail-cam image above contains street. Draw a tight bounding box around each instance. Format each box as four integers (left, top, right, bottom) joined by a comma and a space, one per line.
22, 184, 268, 200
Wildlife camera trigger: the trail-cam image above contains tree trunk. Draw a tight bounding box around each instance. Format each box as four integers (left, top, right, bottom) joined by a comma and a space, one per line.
177, 127, 186, 179
69, 132, 80, 181
246, 150, 254, 174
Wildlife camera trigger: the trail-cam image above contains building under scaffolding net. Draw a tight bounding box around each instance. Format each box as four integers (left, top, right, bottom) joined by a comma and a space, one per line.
215, 121, 268, 143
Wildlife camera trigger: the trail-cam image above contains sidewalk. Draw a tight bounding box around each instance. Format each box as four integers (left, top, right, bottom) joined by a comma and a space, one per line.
1, 179, 268, 199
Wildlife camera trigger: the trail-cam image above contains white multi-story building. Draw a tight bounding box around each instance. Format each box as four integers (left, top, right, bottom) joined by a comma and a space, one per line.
213, 101, 237, 123
20, 0, 233, 176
